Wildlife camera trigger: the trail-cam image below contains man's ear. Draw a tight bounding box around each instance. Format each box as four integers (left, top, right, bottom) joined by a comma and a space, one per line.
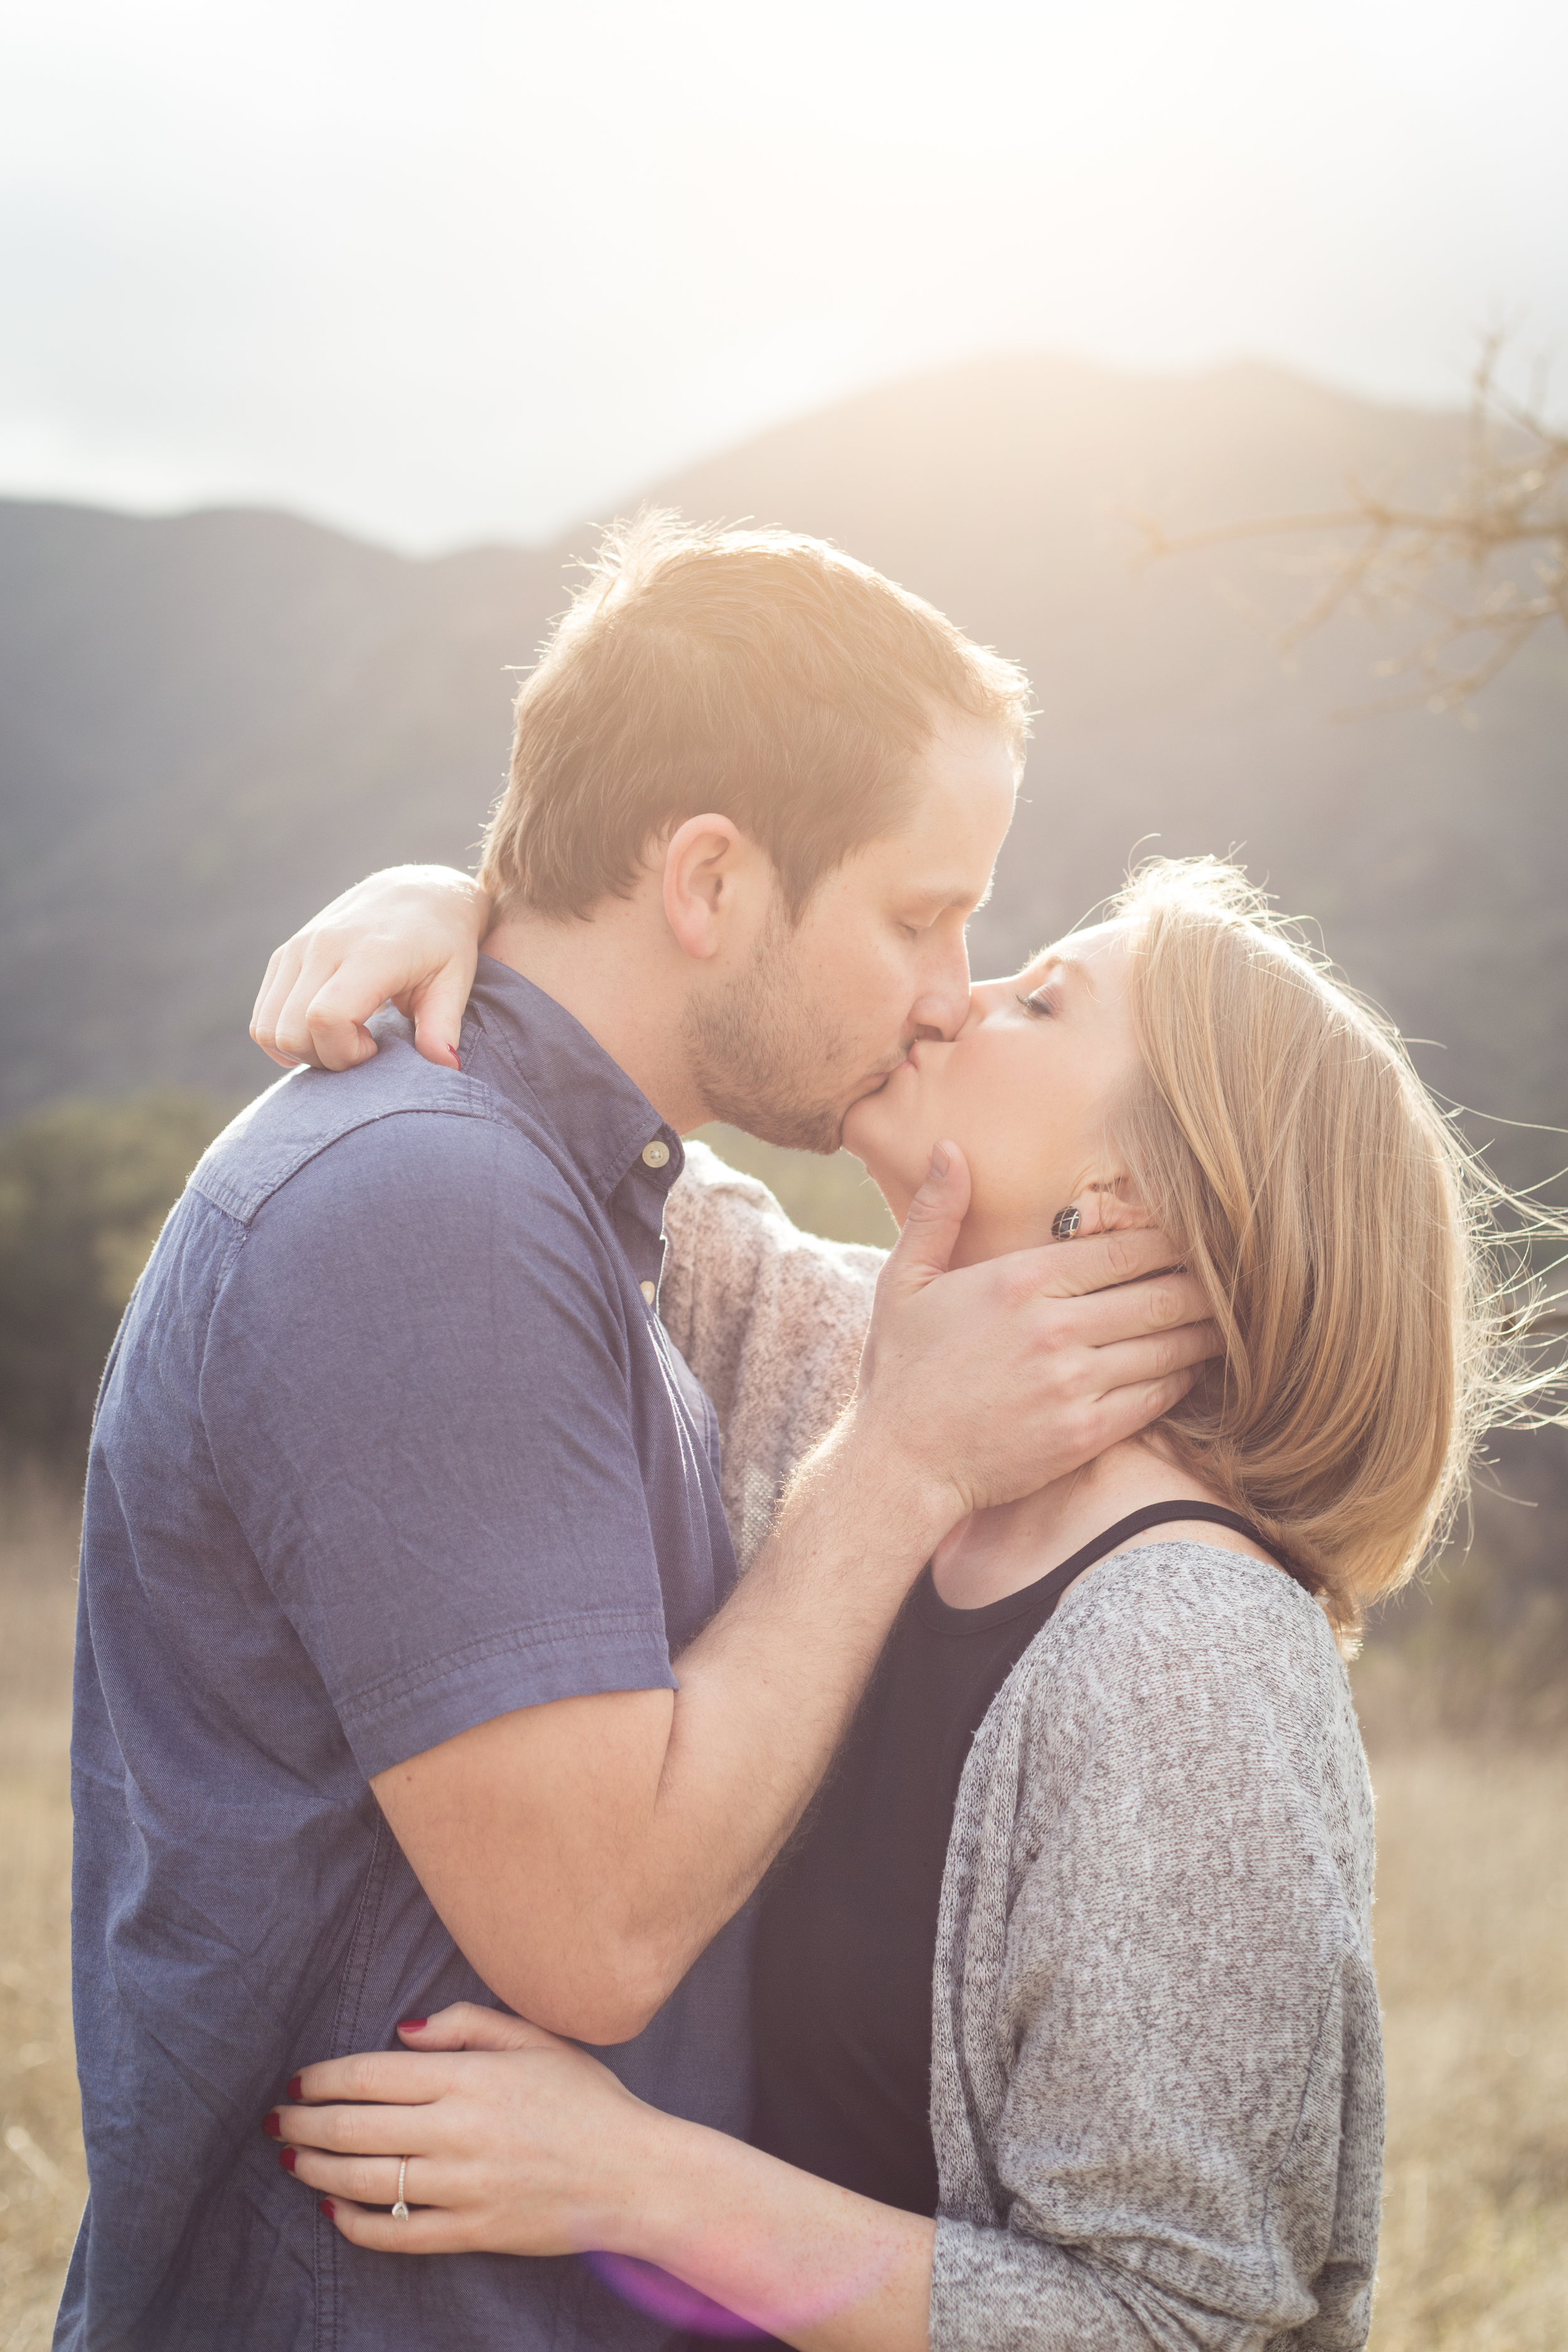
660, 813, 763, 962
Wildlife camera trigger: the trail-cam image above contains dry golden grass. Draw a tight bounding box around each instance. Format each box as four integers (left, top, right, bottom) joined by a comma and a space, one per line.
1, 1488, 1564, 2349
0, 1485, 87, 2352
1365, 1742, 1568, 2350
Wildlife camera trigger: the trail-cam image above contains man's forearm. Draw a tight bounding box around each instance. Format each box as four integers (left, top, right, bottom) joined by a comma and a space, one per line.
632, 1410, 957, 1989
373, 1407, 952, 2044
375, 1206, 1215, 2042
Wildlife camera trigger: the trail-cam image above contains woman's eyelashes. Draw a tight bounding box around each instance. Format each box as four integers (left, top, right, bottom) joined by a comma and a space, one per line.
1019, 985, 1057, 1018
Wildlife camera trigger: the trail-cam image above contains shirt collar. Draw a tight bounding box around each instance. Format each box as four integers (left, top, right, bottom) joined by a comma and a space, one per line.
460, 955, 684, 1205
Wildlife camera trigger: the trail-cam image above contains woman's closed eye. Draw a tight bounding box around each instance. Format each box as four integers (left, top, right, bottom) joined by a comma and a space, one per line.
1018, 987, 1057, 1017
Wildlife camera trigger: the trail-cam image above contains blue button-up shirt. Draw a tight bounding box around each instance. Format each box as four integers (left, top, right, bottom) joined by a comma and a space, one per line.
58, 958, 751, 2352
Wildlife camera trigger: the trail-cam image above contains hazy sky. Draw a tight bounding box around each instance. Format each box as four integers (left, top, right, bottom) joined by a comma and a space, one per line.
3, 0, 1564, 549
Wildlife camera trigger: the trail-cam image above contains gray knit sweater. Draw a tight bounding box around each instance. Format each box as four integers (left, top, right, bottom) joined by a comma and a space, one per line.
662, 1143, 1382, 2351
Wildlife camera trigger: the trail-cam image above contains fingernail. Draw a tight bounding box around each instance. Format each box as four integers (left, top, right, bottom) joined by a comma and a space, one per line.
928, 1144, 950, 1179
286, 2075, 303, 2102
262, 2112, 282, 2139
319, 2200, 335, 2220
279, 2147, 297, 2174
398, 2018, 428, 2033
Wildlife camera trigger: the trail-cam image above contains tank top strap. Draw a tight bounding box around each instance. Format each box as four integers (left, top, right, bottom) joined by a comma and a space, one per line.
1036, 1499, 1315, 1613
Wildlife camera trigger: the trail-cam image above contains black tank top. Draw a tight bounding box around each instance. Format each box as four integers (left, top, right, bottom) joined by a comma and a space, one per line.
751, 1503, 1278, 2218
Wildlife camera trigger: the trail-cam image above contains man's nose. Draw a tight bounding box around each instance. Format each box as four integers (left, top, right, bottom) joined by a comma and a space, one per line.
909, 940, 974, 1042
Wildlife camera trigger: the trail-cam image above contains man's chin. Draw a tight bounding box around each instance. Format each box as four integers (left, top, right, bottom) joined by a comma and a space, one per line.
710, 1072, 910, 1160
712, 1099, 847, 1157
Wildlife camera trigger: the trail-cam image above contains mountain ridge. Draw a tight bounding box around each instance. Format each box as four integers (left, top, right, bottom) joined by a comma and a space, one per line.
2, 353, 1564, 1194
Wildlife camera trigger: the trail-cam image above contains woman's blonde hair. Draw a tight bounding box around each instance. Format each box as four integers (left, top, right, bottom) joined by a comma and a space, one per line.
1105, 856, 1559, 1637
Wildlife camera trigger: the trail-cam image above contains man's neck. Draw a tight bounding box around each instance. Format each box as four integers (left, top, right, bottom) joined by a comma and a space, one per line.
483, 903, 711, 1133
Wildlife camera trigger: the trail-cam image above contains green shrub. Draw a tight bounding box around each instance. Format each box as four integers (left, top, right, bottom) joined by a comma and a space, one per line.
0, 1092, 232, 1467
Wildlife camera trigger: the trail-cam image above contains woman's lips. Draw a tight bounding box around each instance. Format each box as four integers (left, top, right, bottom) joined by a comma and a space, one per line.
860, 1049, 919, 1098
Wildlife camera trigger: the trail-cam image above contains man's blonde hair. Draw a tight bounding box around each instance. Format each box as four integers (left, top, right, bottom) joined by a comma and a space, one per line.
481, 512, 1031, 919
1106, 857, 1555, 1635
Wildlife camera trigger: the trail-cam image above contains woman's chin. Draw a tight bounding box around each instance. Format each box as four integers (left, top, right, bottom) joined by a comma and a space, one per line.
840, 1101, 921, 1223
838, 1114, 879, 1181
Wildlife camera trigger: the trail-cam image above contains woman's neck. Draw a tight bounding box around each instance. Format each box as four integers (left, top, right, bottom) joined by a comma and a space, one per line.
930, 1435, 1266, 1611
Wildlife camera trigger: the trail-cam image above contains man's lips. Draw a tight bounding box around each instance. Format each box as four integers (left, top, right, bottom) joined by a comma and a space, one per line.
853, 1047, 920, 1102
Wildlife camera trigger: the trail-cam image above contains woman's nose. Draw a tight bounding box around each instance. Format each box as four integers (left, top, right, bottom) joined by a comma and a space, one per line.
956, 975, 1007, 1035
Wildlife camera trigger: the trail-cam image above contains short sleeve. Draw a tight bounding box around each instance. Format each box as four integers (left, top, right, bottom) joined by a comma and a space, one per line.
201, 1108, 676, 1778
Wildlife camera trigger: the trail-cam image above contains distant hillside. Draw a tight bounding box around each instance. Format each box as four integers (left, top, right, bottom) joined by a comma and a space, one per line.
3, 353, 1565, 1196
0, 502, 553, 1115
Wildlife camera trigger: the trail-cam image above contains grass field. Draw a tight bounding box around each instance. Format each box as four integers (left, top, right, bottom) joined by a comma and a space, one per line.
3, 1489, 1565, 2351
0, 1491, 82, 2352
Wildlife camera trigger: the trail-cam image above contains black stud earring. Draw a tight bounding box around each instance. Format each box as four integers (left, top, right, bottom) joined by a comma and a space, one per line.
1051, 1206, 1081, 1240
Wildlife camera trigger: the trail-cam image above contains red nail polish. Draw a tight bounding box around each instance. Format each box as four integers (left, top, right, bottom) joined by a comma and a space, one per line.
262, 2111, 282, 2139
280, 2147, 297, 2173
286, 2075, 303, 2101
319, 2200, 335, 2220
398, 2018, 428, 2033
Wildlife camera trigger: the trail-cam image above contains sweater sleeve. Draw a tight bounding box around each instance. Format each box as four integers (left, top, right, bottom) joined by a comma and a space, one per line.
930, 1548, 1382, 2352
660, 1140, 885, 1570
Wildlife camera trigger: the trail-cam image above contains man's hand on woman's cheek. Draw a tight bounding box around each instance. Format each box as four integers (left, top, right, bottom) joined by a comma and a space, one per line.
854, 1144, 1220, 1526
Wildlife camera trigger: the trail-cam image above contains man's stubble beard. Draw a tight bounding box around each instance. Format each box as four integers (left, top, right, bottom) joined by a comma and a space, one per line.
682, 909, 885, 1157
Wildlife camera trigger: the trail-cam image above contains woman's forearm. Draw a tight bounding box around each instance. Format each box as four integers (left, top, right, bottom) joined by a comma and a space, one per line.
625, 2112, 934, 2352
280, 2016, 933, 2338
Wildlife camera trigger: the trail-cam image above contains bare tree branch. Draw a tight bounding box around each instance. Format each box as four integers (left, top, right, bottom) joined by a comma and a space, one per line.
1130, 332, 1568, 714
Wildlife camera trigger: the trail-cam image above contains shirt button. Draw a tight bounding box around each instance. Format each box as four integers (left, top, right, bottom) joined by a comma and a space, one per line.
640, 1279, 657, 1305
641, 1140, 671, 1169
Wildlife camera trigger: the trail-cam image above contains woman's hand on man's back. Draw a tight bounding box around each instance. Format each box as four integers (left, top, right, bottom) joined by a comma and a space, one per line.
250, 864, 488, 1073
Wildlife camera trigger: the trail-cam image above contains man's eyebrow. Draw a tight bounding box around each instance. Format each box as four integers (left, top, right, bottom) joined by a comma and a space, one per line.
905, 876, 995, 914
